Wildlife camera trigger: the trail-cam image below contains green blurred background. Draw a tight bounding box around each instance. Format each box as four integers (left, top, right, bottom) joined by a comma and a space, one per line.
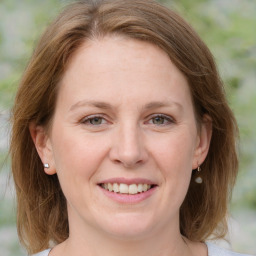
0, 0, 255, 255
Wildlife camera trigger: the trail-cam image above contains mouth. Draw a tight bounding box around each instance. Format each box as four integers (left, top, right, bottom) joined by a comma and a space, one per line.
99, 183, 157, 195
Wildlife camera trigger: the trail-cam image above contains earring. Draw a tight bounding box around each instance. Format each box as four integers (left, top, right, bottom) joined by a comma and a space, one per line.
195, 165, 203, 184
44, 163, 50, 168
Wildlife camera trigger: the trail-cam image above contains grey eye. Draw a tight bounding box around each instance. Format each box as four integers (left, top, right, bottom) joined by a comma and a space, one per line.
89, 117, 103, 125
152, 116, 165, 125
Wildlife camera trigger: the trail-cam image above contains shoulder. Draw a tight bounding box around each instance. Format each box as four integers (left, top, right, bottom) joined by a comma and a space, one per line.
31, 249, 51, 256
206, 242, 254, 256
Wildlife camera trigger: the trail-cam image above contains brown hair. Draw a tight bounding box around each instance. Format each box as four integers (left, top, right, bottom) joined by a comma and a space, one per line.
10, 0, 238, 254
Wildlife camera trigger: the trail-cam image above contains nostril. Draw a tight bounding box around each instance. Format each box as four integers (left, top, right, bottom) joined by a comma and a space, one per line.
112, 158, 142, 168
109, 137, 149, 168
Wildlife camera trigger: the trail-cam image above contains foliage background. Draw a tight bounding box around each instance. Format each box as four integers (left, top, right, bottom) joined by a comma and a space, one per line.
0, 0, 255, 255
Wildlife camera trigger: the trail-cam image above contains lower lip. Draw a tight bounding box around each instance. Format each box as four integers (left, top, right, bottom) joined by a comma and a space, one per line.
98, 186, 157, 204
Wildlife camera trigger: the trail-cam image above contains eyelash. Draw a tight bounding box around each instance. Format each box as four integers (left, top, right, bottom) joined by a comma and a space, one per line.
80, 114, 175, 127
80, 115, 107, 126
146, 114, 175, 126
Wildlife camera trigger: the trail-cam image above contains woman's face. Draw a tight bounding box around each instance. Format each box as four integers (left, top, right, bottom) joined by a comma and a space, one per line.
36, 36, 211, 239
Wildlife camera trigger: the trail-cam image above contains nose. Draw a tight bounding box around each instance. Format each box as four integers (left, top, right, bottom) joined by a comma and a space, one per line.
109, 123, 148, 168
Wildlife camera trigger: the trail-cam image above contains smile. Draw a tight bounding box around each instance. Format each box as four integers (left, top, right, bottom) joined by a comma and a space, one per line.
99, 183, 155, 195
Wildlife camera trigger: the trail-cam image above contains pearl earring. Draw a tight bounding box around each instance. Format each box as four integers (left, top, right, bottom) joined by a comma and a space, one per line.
195, 166, 203, 184
44, 163, 50, 168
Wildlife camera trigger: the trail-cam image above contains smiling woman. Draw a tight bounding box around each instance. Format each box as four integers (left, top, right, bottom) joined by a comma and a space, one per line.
9, 0, 251, 256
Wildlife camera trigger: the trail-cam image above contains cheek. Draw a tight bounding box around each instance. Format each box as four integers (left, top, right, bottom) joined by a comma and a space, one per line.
150, 131, 196, 173
149, 131, 196, 198
51, 128, 108, 180
50, 130, 110, 208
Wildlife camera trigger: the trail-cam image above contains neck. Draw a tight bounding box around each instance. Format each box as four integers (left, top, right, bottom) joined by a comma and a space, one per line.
64, 234, 190, 256
55, 219, 192, 256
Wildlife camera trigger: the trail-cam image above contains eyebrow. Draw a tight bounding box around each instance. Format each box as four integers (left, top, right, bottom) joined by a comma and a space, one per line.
69, 100, 182, 112
144, 101, 182, 110
69, 100, 113, 112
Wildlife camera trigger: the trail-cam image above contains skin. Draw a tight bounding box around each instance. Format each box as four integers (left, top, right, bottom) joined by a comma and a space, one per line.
31, 36, 212, 256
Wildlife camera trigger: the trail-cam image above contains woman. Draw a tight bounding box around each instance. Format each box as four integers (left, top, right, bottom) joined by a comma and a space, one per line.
10, 0, 252, 255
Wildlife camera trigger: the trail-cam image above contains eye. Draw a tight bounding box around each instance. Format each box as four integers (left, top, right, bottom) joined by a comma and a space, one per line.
81, 115, 107, 126
148, 114, 174, 125
152, 116, 166, 125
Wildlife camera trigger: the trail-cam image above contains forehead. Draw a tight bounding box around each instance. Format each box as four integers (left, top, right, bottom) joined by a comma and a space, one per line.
57, 36, 192, 111
64, 36, 175, 77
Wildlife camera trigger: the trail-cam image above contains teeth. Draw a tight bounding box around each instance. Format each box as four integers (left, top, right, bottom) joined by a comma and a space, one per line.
108, 183, 113, 192
101, 183, 153, 194
143, 184, 148, 192
113, 183, 119, 193
119, 183, 129, 194
138, 184, 143, 193
129, 184, 137, 194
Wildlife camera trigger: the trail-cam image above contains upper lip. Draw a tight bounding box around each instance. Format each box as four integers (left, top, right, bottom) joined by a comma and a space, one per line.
98, 177, 157, 185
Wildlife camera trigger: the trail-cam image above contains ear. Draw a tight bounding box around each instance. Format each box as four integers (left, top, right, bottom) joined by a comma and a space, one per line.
29, 122, 56, 175
192, 114, 212, 169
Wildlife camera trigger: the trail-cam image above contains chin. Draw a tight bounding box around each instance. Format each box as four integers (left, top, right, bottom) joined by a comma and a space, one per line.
99, 212, 156, 239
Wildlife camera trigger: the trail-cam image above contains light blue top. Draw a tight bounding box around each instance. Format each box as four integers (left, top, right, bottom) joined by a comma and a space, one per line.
32, 243, 254, 256
32, 249, 51, 256
206, 242, 254, 256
